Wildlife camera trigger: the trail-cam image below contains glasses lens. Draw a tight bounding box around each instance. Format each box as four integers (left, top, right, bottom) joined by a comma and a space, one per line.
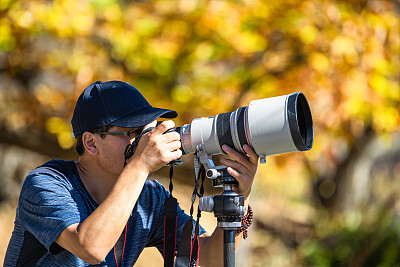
128, 127, 143, 138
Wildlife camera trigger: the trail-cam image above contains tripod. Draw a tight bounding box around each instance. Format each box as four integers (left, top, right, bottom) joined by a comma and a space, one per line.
199, 167, 246, 267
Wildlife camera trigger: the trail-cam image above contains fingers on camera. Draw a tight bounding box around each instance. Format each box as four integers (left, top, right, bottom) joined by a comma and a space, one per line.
156, 120, 175, 132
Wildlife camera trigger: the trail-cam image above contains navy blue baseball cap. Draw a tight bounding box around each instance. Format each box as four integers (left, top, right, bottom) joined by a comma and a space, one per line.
71, 81, 178, 138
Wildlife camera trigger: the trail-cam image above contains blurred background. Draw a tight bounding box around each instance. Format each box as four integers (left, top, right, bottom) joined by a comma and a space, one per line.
0, 0, 399, 266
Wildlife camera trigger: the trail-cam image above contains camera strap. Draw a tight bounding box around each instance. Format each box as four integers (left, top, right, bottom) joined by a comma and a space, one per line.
174, 150, 205, 267
164, 165, 178, 267
123, 127, 154, 167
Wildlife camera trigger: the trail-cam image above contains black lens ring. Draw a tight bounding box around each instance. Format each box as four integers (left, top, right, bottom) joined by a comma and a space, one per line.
287, 93, 313, 151
236, 107, 249, 151
174, 126, 188, 155
216, 112, 235, 153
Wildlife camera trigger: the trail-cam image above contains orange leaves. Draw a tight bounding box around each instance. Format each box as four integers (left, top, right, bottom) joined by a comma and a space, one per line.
0, 0, 398, 167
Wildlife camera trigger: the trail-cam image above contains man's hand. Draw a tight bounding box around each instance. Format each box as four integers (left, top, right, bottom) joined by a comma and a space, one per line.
129, 120, 182, 174
220, 144, 258, 200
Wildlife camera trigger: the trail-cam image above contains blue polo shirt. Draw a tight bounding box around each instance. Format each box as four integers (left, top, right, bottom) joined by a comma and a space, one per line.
4, 159, 204, 266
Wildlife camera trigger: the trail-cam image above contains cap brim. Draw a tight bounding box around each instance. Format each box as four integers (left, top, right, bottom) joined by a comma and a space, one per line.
111, 107, 178, 128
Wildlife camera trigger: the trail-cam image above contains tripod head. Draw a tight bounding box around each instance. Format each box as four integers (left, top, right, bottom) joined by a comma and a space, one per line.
195, 147, 246, 230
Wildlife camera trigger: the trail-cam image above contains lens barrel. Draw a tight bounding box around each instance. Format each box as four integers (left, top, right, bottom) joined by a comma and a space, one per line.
176, 92, 313, 159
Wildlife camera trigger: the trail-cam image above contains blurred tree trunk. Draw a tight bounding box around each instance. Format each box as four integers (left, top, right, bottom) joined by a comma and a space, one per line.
0, 126, 77, 160
312, 126, 376, 211
0, 145, 49, 202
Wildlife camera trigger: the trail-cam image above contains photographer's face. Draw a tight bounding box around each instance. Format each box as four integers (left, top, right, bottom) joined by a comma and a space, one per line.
97, 120, 157, 177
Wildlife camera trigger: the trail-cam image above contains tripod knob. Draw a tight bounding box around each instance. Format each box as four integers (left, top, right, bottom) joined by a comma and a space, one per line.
199, 196, 214, 212
206, 169, 221, 179
238, 205, 246, 216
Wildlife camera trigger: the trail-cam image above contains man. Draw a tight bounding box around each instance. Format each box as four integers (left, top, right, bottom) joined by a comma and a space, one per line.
4, 81, 258, 266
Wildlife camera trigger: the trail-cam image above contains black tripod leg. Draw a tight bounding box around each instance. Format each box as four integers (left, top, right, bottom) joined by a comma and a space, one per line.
224, 230, 235, 267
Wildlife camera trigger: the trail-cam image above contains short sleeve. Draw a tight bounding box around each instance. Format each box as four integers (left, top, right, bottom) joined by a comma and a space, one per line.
17, 168, 82, 252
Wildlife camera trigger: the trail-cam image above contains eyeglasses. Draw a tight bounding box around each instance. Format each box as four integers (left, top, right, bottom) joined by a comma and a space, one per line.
93, 127, 144, 139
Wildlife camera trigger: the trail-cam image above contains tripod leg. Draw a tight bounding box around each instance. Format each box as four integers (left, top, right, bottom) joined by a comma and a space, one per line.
224, 230, 235, 267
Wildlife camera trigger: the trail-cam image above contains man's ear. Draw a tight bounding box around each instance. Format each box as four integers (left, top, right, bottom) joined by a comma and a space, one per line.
82, 132, 98, 155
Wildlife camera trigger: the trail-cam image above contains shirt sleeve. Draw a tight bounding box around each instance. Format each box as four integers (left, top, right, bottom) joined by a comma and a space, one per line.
17, 167, 82, 253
